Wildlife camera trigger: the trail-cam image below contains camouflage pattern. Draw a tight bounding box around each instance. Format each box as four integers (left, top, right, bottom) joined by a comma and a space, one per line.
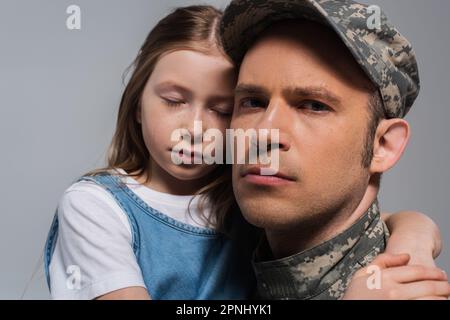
252, 200, 390, 300
220, 0, 420, 118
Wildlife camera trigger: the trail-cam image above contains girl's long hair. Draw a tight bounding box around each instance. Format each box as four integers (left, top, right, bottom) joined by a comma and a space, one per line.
85, 5, 237, 233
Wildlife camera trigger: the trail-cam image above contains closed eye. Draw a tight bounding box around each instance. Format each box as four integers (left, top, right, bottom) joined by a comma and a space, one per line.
210, 105, 233, 117
162, 98, 185, 107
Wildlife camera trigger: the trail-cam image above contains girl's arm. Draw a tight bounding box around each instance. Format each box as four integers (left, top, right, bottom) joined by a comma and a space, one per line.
48, 184, 148, 300
382, 211, 442, 267
97, 287, 151, 300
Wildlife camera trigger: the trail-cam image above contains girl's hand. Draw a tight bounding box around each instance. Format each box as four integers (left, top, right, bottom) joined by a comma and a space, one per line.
96, 287, 151, 300
343, 253, 450, 300
382, 211, 442, 267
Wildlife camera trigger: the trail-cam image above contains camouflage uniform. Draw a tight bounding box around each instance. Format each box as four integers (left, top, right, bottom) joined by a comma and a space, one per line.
252, 200, 389, 299
219, 0, 421, 300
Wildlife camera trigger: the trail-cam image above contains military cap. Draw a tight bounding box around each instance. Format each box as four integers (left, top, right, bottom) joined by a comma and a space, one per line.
220, 0, 420, 118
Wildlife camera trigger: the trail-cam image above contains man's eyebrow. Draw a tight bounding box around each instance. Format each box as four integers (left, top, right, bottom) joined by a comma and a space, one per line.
234, 84, 269, 97
284, 86, 342, 106
235, 84, 342, 106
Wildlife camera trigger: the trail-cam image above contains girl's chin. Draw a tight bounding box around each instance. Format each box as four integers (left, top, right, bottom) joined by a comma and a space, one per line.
168, 164, 217, 182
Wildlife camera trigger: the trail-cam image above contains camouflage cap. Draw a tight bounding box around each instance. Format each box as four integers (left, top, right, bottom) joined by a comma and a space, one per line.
220, 0, 420, 118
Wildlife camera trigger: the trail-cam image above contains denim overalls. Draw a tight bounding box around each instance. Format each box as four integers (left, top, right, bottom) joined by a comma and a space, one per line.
44, 173, 259, 299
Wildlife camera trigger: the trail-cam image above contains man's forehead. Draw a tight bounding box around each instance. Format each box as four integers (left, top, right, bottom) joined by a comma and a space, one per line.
236, 20, 375, 95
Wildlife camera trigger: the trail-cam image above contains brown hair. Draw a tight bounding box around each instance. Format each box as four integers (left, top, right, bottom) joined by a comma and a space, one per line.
85, 5, 237, 232
362, 90, 386, 168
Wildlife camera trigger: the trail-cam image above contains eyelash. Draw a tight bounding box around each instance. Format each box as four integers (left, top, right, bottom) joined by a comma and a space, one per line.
211, 107, 233, 117
299, 100, 331, 112
238, 98, 266, 110
162, 98, 232, 118
162, 98, 184, 107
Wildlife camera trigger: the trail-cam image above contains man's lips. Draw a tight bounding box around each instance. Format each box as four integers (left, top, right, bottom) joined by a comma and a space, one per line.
240, 166, 296, 186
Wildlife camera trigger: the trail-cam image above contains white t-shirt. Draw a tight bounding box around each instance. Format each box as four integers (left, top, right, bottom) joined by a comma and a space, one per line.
48, 168, 213, 300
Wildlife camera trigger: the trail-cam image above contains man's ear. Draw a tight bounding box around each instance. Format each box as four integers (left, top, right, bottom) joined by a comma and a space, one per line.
370, 118, 410, 174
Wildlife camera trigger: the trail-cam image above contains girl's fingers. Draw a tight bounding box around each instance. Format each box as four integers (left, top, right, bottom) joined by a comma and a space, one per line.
385, 265, 448, 283
399, 281, 450, 300
370, 253, 410, 269
352, 253, 411, 279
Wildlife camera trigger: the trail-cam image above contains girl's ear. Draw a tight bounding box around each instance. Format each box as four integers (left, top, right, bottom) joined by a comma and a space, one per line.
369, 118, 410, 174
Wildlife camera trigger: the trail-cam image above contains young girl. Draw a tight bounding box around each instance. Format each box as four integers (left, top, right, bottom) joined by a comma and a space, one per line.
44, 5, 259, 300
44, 5, 446, 300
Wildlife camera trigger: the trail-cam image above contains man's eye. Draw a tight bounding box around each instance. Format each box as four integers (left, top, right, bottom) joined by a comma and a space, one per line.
239, 98, 265, 109
299, 101, 331, 112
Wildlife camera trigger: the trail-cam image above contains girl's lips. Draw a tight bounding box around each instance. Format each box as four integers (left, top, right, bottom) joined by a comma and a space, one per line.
173, 149, 203, 163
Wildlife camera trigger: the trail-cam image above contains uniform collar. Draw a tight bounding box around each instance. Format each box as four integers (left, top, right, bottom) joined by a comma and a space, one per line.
252, 200, 385, 299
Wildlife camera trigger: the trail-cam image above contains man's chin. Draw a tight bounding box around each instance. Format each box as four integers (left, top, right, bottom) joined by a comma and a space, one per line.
238, 201, 305, 231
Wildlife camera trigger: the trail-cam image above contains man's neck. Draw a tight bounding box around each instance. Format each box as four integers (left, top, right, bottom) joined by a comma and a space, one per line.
265, 183, 379, 260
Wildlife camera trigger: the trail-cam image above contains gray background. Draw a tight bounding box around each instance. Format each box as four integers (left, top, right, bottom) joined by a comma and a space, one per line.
0, 0, 448, 299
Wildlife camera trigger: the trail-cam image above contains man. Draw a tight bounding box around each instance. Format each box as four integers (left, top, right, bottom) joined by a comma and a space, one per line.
220, 0, 448, 299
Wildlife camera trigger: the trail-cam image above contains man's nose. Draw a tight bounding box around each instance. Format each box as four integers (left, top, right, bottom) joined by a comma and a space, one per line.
254, 100, 291, 152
